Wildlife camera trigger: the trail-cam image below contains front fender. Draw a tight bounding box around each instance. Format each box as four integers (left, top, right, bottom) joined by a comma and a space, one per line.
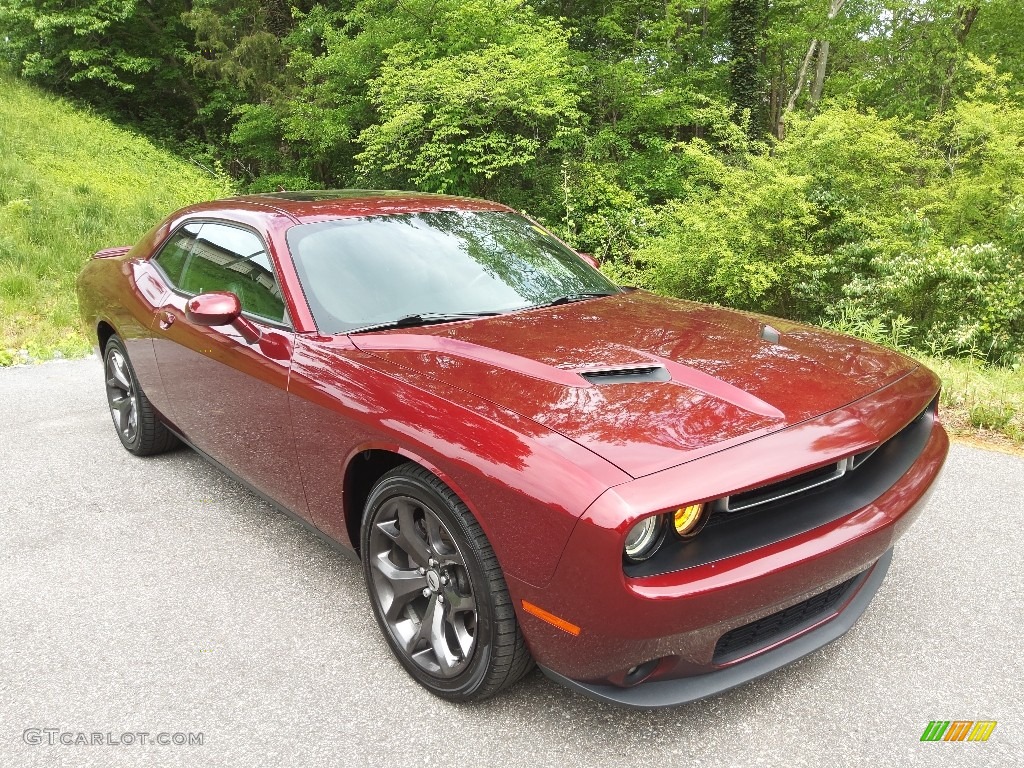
287, 335, 630, 587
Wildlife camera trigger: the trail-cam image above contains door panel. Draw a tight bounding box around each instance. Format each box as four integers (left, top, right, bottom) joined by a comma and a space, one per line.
149, 221, 309, 519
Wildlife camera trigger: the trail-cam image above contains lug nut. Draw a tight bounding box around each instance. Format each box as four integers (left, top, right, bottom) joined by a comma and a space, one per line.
441, 575, 449, 585
429, 558, 437, 567
422, 588, 431, 598
438, 595, 444, 604
417, 567, 425, 575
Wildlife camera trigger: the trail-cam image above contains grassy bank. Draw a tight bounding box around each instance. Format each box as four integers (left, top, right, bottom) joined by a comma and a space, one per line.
0, 71, 230, 364
927, 356, 1023, 451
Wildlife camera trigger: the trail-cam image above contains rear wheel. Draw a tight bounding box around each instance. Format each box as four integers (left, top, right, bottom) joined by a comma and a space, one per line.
361, 463, 533, 701
103, 335, 178, 456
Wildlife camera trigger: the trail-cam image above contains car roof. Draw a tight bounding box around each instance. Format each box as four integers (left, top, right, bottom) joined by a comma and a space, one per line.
197, 189, 512, 223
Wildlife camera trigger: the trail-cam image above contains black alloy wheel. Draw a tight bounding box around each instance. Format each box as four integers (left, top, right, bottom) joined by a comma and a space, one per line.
362, 463, 533, 701
102, 335, 178, 456
105, 342, 139, 447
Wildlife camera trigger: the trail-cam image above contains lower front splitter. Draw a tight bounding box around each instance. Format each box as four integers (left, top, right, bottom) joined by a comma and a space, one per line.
539, 547, 894, 709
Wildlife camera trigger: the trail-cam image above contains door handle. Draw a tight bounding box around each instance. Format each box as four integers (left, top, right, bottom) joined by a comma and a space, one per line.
158, 311, 175, 330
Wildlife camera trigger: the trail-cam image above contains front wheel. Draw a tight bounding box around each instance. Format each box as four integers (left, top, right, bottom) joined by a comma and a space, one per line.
361, 463, 533, 701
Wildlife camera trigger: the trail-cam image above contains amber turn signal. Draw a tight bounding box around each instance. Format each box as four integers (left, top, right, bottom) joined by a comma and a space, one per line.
673, 503, 705, 537
521, 600, 581, 636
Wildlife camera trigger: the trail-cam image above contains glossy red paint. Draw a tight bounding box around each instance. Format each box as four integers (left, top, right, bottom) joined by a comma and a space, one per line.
76, 191, 948, 706
184, 291, 242, 326
286, 333, 628, 583
355, 293, 920, 478
506, 366, 948, 683
152, 287, 306, 515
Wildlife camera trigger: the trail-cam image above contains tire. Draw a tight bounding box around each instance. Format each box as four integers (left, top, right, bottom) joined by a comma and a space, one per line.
361, 463, 534, 701
103, 335, 179, 456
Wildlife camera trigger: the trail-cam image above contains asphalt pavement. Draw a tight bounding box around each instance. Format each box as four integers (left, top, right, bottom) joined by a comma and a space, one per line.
1, 358, 1021, 767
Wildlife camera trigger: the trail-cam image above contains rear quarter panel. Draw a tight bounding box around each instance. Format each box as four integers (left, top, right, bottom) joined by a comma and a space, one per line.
76, 223, 174, 418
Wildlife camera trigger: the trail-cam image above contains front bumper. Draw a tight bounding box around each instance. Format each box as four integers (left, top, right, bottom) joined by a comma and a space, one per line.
538, 547, 892, 709
508, 365, 948, 706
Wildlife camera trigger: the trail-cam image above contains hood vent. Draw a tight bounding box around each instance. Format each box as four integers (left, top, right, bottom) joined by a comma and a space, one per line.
579, 365, 671, 385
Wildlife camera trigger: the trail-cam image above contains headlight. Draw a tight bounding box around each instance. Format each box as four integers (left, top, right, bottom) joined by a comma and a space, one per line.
623, 516, 666, 562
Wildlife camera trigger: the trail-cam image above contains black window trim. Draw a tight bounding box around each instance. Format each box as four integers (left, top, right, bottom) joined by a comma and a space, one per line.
150, 218, 294, 332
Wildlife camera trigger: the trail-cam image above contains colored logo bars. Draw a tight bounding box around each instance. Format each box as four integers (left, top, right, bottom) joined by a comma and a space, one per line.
920, 721, 997, 742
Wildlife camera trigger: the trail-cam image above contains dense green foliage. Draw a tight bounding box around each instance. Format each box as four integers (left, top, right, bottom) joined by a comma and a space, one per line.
0, 71, 231, 362
1, 0, 1021, 364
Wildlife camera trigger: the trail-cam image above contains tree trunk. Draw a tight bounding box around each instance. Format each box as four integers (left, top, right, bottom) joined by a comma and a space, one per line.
809, 39, 830, 106
938, 5, 981, 113
729, 0, 763, 136
782, 0, 846, 126
786, 38, 818, 113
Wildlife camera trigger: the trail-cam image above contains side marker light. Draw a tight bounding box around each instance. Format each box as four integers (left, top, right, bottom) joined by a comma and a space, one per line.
521, 600, 581, 636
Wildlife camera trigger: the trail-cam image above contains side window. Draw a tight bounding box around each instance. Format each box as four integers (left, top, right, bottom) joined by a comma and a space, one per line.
178, 223, 287, 325
153, 223, 201, 286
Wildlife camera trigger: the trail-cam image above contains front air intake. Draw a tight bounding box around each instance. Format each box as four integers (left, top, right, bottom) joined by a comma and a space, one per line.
579, 365, 671, 385
712, 572, 862, 664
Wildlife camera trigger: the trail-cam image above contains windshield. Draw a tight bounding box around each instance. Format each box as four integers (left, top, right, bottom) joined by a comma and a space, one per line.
285, 210, 619, 334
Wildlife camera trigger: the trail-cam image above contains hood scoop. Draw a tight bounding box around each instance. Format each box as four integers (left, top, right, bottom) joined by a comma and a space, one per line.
578, 365, 671, 385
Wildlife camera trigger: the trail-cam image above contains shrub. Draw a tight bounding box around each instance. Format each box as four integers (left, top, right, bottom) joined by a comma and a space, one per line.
624, 142, 822, 319
969, 402, 1016, 430
842, 237, 1024, 362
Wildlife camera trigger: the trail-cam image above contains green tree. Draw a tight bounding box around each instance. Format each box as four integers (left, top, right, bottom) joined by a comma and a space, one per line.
356, 30, 582, 195
0, 0, 201, 138
274, 0, 584, 200
729, 0, 763, 134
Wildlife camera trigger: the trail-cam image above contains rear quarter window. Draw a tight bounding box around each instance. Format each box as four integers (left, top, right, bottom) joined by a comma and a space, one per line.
153, 223, 201, 285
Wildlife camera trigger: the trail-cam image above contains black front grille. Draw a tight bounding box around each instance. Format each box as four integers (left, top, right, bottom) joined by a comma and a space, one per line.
703, 403, 931, 531
624, 398, 935, 578
713, 574, 859, 664
726, 461, 842, 511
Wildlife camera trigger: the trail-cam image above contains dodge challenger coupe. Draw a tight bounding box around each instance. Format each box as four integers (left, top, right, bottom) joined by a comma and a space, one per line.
76, 191, 948, 707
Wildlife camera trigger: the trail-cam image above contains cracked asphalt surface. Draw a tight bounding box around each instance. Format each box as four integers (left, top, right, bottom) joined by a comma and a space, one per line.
1, 358, 1021, 767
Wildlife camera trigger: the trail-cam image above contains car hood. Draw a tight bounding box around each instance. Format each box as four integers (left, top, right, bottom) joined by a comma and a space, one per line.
350, 291, 917, 478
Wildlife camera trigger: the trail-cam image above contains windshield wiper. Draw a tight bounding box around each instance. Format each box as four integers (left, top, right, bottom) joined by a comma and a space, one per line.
348, 311, 501, 335
532, 292, 618, 309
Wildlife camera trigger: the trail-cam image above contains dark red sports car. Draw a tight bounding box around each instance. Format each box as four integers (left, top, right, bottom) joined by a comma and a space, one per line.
76, 191, 948, 707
